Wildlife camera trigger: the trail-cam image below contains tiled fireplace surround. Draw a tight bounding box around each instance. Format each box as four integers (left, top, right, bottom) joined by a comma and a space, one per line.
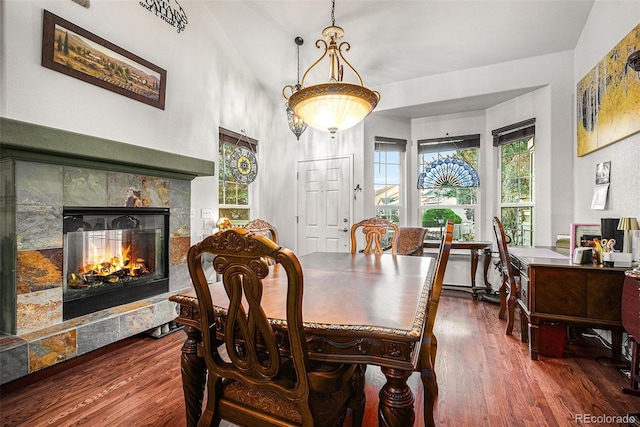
0, 118, 214, 385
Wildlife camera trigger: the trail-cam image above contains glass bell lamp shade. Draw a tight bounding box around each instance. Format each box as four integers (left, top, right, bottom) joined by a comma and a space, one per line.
288, 83, 380, 134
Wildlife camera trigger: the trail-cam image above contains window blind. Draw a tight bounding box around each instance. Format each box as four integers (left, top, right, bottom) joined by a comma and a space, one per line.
417, 134, 480, 154
219, 127, 258, 150
491, 118, 535, 147
374, 136, 407, 152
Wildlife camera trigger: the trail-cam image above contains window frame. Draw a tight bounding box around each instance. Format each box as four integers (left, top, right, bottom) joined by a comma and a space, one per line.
493, 118, 536, 246
374, 137, 406, 225
218, 128, 258, 226
417, 134, 480, 241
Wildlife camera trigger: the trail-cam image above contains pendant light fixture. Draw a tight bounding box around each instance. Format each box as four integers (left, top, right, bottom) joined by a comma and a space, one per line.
282, 0, 380, 135
285, 37, 308, 140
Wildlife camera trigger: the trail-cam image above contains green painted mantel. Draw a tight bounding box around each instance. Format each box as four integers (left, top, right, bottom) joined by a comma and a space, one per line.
0, 117, 215, 179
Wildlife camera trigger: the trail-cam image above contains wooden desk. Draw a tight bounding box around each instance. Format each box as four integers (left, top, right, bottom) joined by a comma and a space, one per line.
424, 240, 492, 298
171, 252, 437, 427
509, 247, 626, 360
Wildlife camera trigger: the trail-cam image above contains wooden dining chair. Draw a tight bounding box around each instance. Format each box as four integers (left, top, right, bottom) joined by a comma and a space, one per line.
350, 217, 399, 255
395, 227, 428, 256
244, 218, 278, 243
420, 220, 453, 427
187, 228, 364, 427
493, 216, 528, 341
244, 218, 279, 265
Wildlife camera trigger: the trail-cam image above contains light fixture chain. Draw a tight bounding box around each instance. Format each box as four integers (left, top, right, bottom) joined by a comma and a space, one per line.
331, 0, 335, 26
296, 43, 301, 87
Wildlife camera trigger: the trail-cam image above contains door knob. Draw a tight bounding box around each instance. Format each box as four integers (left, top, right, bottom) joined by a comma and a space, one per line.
341, 228, 348, 232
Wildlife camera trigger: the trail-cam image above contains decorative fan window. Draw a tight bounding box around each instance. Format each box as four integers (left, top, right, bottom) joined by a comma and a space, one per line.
418, 134, 480, 189
417, 134, 480, 242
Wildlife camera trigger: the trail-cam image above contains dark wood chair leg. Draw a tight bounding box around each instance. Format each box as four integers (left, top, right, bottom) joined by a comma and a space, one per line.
505, 294, 516, 335
622, 337, 640, 396
498, 278, 507, 320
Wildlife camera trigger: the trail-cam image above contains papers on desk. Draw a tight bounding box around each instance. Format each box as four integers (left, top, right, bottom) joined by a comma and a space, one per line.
509, 247, 569, 259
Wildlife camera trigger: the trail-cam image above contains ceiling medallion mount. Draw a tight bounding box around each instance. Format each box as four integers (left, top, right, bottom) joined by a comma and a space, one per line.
282, 0, 380, 135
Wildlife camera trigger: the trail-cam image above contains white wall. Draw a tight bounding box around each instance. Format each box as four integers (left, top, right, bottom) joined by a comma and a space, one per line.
0, 0, 277, 244
378, 50, 576, 245
572, 1, 640, 231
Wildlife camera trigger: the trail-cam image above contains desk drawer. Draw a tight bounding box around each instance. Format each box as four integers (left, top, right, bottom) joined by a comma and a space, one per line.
531, 267, 623, 321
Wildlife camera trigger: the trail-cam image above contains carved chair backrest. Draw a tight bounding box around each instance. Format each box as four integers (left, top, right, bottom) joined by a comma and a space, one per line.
492, 217, 518, 292
424, 221, 453, 336
187, 228, 312, 412
395, 227, 428, 256
350, 217, 399, 255
244, 218, 279, 244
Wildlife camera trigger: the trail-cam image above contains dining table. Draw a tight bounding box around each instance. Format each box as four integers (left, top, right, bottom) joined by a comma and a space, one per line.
170, 251, 437, 427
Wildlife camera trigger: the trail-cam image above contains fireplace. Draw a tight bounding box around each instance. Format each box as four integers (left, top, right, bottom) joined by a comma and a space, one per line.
63, 207, 170, 320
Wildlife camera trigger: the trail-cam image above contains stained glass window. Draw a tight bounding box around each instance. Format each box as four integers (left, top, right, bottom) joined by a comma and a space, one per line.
418, 135, 480, 241
218, 128, 257, 226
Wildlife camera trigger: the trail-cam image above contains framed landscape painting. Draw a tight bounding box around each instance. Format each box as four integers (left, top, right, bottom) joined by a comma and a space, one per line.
41, 10, 166, 109
576, 22, 640, 156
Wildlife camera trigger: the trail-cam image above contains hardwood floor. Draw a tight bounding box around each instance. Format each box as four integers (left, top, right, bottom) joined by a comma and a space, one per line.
1, 290, 638, 426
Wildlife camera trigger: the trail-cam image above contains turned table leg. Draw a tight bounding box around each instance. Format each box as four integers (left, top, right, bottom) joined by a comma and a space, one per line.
180, 325, 207, 427
482, 248, 492, 293
378, 367, 415, 427
470, 248, 480, 299
611, 329, 622, 358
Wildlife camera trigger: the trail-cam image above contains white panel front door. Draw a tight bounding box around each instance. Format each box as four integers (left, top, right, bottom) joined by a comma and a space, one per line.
297, 156, 351, 255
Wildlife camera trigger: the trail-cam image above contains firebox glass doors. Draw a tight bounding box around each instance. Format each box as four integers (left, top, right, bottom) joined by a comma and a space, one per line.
63, 207, 169, 320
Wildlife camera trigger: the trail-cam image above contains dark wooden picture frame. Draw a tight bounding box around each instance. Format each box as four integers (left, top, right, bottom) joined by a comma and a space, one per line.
41, 10, 166, 109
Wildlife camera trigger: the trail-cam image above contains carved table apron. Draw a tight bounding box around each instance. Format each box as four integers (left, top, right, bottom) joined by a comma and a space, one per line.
170, 252, 437, 427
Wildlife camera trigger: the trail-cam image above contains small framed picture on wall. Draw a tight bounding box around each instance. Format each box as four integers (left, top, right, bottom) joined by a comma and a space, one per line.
595, 161, 610, 185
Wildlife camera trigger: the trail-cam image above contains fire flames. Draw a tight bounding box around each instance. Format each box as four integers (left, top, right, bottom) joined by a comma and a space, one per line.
68, 244, 152, 288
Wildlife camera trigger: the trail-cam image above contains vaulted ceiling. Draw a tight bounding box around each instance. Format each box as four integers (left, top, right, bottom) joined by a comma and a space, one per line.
205, 0, 595, 119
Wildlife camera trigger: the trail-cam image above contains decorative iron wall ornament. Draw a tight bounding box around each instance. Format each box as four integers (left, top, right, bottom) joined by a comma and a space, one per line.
139, 0, 188, 33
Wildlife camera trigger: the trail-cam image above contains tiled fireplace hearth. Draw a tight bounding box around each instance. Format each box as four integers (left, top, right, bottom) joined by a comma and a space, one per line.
0, 118, 214, 385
